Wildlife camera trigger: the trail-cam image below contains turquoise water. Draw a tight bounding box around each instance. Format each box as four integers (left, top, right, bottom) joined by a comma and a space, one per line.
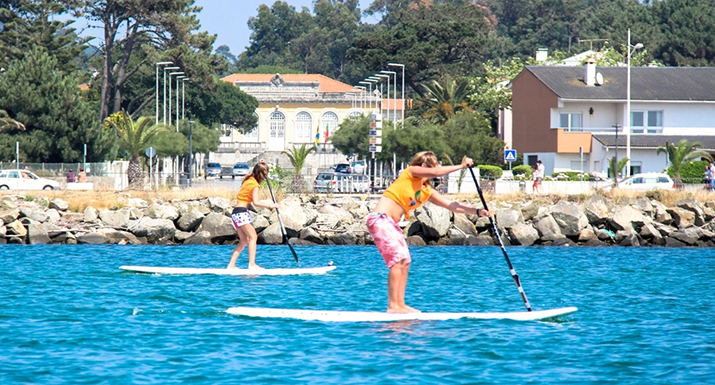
1, 245, 714, 384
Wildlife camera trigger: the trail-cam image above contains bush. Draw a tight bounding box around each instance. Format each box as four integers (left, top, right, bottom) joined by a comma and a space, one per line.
478, 165, 503, 180
512, 165, 533, 177
551, 171, 595, 181
670, 160, 708, 184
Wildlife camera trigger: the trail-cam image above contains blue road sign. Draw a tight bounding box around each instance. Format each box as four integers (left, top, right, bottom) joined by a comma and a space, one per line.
505, 149, 517, 162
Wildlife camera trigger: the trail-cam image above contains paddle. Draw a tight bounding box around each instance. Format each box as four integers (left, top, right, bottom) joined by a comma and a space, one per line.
265, 176, 300, 264
468, 166, 532, 312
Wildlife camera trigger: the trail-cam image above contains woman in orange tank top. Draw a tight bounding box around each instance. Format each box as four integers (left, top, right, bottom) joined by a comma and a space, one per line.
228, 162, 279, 269
368, 151, 493, 314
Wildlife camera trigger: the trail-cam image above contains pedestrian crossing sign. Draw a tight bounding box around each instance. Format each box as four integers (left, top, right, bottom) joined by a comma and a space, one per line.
505, 149, 517, 162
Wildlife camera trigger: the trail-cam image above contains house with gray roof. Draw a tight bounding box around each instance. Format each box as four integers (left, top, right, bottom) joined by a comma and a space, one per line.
509, 63, 715, 176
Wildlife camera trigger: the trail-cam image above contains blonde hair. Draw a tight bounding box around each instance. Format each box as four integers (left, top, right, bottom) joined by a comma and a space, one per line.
244, 162, 269, 183
410, 151, 439, 168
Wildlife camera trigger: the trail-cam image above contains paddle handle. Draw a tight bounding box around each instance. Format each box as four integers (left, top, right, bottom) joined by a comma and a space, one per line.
469, 167, 531, 311
265, 177, 300, 264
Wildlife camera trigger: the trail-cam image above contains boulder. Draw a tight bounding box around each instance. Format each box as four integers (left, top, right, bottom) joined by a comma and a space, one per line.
346, 204, 369, 220
144, 204, 180, 221
270, 197, 307, 236
99, 210, 130, 228
300, 227, 324, 244
583, 238, 607, 247
317, 205, 353, 227
131, 218, 176, 243
448, 229, 466, 245
27, 223, 51, 244
453, 214, 477, 236
652, 201, 672, 224
619, 232, 640, 246
653, 222, 676, 237
670, 227, 702, 245
29, 210, 49, 223
551, 237, 576, 247
207, 197, 231, 214
551, 200, 588, 236
0, 209, 20, 224
507, 223, 540, 246
196, 212, 236, 242
577, 228, 598, 242
474, 216, 491, 232
83, 206, 99, 223
520, 201, 543, 222
6, 220, 27, 236
183, 231, 213, 245
667, 207, 695, 229
414, 202, 451, 239
127, 198, 148, 208
313, 213, 340, 229
533, 214, 563, 241
675, 198, 705, 226
48, 199, 68, 211
0, 225, 5, 237
252, 214, 270, 233
405, 235, 426, 246
98, 228, 142, 244
495, 208, 523, 229
174, 230, 193, 242
633, 197, 654, 218
50, 231, 75, 244
609, 205, 647, 232
176, 210, 204, 232
639, 223, 664, 245
465, 234, 494, 246
258, 223, 283, 244
77, 232, 108, 244
329, 232, 357, 245
0, 197, 18, 211
584, 195, 612, 226
45, 209, 61, 223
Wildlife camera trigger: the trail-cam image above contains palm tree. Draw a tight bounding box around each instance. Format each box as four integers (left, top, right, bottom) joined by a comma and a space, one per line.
105, 111, 167, 189
607, 156, 629, 181
657, 140, 714, 187
418, 75, 472, 124
283, 143, 316, 175
0, 110, 25, 131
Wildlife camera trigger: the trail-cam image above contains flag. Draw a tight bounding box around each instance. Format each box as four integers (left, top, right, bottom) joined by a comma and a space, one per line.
324, 124, 329, 144
315, 125, 320, 146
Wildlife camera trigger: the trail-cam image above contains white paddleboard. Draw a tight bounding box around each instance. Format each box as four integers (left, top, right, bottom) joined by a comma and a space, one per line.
119, 265, 336, 276
226, 306, 578, 322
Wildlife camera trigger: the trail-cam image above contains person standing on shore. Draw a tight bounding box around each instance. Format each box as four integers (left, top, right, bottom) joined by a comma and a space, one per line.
534, 160, 544, 194
367, 151, 493, 314
228, 162, 279, 269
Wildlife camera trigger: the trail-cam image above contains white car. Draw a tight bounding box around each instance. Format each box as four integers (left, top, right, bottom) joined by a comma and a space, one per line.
617, 173, 675, 191
0, 170, 60, 190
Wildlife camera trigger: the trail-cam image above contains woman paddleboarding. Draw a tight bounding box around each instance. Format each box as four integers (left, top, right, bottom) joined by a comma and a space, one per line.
367, 151, 493, 313
228, 162, 279, 269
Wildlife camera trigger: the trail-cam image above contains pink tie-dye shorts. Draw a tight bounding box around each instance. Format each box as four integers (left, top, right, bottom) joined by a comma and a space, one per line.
366, 212, 411, 268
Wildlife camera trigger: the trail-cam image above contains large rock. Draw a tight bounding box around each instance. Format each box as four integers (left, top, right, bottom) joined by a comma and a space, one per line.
196, 212, 236, 242
144, 204, 179, 221
329, 231, 357, 245
414, 202, 451, 239
453, 214, 477, 236
29, 210, 49, 223
551, 200, 588, 236
0, 209, 20, 224
98, 228, 142, 244
609, 205, 647, 232
639, 223, 664, 245
578, 228, 598, 242
675, 198, 705, 226
300, 227, 324, 244
83, 206, 98, 223
184, 231, 212, 245
252, 214, 270, 233
45, 209, 61, 223
317, 205, 353, 227
0, 197, 17, 211
176, 210, 204, 232
474, 216, 492, 232
465, 234, 494, 246
99, 210, 130, 228
131, 217, 176, 243
77, 232, 108, 244
669, 228, 700, 245
507, 222, 540, 246
533, 214, 563, 241
405, 235, 426, 246
207, 197, 231, 214
667, 207, 695, 229
584, 195, 611, 225
448, 228, 466, 245
495, 208, 523, 229
313, 213, 340, 229
271, 197, 307, 236
48, 199, 68, 211
652, 201, 672, 225
258, 223, 283, 244
5, 220, 27, 236
633, 197, 654, 218
27, 223, 51, 244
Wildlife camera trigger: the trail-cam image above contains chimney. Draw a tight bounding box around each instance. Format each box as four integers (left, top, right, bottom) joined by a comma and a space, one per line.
535, 48, 548, 62
584, 59, 596, 86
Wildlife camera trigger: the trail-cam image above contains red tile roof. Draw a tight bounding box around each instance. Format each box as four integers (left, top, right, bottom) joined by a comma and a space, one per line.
221, 73, 357, 93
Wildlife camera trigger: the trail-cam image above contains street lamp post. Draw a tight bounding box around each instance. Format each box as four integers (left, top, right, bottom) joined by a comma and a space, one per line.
189, 120, 194, 187
388, 63, 405, 129
155, 62, 173, 124
359, 81, 371, 110
168, 71, 184, 127
381, 70, 397, 129
175, 75, 185, 130
375, 74, 389, 117
162, 67, 179, 124
182, 78, 190, 120
612, 124, 621, 188
168, 71, 184, 185
365, 78, 378, 111
626, 28, 643, 177
355, 85, 366, 111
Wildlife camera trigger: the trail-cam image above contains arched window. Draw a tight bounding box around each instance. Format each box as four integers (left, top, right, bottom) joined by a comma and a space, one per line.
269, 112, 285, 138
245, 113, 258, 138
295, 111, 312, 142
321, 111, 339, 142
349, 110, 362, 118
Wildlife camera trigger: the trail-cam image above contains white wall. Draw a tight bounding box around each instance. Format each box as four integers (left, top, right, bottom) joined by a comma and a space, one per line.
553, 102, 620, 131
522, 152, 555, 175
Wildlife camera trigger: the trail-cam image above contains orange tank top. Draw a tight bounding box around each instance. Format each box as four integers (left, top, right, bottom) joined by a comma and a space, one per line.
383, 167, 433, 219
237, 177, 260, 205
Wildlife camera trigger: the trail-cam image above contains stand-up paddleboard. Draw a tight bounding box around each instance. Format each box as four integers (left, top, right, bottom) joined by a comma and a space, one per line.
119, 265, 336, 276
226, 306, 577, 322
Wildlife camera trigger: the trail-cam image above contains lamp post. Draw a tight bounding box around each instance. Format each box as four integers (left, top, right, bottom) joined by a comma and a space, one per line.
375, 74, 389, 117
365, 78, 378, 111
162, 66, 179, 124
155, 62, 173, 124
182, 78, 190, 120
168, 71, 184, 185
189, 120, 194, 187
359, 81, 372, 110
175, 75, 185, 130
381, 70, 397, 129
388, 63, 405, 129
626, 28, 643, 177
355, 85, 366, 111
168, 71, 184, 127
612, 124, 621, 188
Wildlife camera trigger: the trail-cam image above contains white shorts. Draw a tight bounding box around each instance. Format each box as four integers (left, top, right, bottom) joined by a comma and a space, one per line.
231, 207, 253, 228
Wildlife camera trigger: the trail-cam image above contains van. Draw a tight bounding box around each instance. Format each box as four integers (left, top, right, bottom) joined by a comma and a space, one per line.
314, 172, 369, 193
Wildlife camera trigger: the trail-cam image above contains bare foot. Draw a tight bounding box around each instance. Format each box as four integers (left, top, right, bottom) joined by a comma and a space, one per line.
247, 264, 264, 269
401, 305, 421, 313
227, 264, 237, 269
386, 306, 411, 314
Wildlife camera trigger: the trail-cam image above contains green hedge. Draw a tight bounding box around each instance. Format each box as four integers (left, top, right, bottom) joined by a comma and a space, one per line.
512, 165, 533, 177
551, 171, 595, 181
478, 165, 503, 180
670, 160, 708, 184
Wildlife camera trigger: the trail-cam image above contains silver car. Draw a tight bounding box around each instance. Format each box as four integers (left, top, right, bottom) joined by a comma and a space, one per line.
314, 172, 369, 193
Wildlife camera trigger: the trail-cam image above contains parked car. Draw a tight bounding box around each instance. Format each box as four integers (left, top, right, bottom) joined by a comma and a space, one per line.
617, 173, 675, 191
0, 169, 60, 190
331, 163, 352, 173
314, 172, 369, 193
351, 160, 366, 174
205, 162, 223, 179
232, 162, 250, 179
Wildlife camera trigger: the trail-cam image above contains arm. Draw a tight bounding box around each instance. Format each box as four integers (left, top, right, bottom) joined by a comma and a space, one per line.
251, 187, 279, 209
410, 157, 474, 178
428, 190, 492, 217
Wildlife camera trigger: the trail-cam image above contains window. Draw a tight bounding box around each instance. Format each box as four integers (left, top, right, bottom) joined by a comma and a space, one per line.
321, 112, 339, 142
349, 111, 362, 118
559, 113, 582, 131
295, 112, 312, 142
269, 112, 285, 138
220, 124, 232, 137
631, 111, 662, 134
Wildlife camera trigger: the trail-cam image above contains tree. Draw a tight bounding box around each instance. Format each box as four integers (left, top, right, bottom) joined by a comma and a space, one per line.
657, 140, 714, 187
651, 0, 715, 66
415, 75, 473, 124
187, 80, 259, 133
105, 111, 168, 189
0, 48, 116, 162
607, 156, 629, 180
0, 110, 25, 131
283, 143, 316, 175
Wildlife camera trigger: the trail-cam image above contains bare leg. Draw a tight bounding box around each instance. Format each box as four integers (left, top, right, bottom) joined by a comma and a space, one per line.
387, 260, 417, 313
398, 262, 420, 313
244, 225, 262, 269
228, 226, 248, 268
